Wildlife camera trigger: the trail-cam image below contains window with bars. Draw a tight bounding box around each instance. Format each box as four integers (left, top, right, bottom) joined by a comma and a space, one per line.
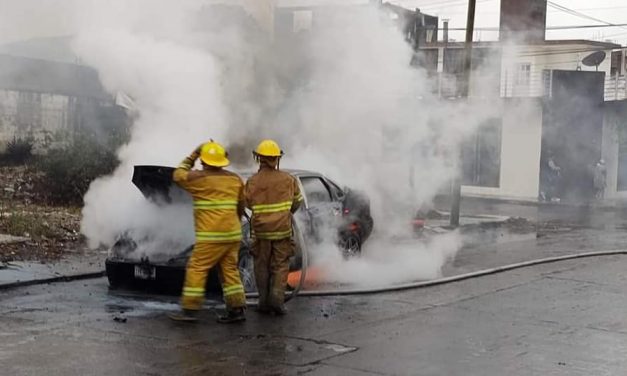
515, 63, 531, 85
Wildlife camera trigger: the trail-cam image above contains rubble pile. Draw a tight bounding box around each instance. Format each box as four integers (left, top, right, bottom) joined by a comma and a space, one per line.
1, 165, 41, 204
1, 166, 87, 262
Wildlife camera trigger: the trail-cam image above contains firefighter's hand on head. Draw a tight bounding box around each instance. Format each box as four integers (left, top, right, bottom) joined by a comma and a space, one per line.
190, 144, 204, 160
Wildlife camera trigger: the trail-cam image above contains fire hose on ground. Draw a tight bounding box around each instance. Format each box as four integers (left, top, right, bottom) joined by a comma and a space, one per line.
245, 249, 627, 301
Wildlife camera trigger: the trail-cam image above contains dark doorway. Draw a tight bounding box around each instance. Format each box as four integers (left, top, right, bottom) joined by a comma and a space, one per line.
540, 70, 605, 203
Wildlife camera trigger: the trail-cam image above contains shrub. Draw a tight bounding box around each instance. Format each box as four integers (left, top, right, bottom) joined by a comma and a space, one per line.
0, 210, 60, 240
36, 134, 119, 205
1, 137, 34, 165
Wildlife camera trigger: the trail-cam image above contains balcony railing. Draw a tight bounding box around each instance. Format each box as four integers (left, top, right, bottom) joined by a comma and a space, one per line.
436, 70, 627, 101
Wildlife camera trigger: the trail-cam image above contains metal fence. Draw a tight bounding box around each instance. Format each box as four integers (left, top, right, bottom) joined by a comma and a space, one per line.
437, 70, 627, 101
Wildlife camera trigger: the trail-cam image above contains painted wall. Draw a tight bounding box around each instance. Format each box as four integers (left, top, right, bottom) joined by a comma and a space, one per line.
463, 98, 543, 201
500, 45, 616, 98
603, 101, 627, 200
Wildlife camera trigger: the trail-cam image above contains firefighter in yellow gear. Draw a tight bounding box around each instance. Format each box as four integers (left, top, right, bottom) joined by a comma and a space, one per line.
169, 140, 247, 323
244, 140, 303, 315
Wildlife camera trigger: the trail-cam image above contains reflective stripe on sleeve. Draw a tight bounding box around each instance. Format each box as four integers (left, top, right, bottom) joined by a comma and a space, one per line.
295, 193, 304, 202
196, 229, 242, 242
193, 200, 238, 210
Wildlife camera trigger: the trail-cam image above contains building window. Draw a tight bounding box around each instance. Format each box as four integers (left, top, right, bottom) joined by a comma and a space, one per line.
515, 63, 531, 85
610, 50, 624, 77
462, 118, 502, 187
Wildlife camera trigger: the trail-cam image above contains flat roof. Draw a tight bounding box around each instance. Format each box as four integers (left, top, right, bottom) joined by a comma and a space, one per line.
422, 39, 622, 50
0, 53, 109, 100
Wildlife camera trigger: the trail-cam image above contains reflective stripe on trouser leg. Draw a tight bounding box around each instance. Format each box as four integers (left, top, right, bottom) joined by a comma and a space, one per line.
252, 239, 272, 308
181, 242, 229, 310
268, 238, 295, 308
218, 243, 246, 309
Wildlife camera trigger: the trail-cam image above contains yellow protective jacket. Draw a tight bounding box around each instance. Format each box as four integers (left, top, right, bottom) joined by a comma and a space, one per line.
244, 165, 303, 240
173, 152, 245, 243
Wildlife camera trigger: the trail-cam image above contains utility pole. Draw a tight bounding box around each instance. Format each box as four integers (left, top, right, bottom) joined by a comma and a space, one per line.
450, 0, 476, 227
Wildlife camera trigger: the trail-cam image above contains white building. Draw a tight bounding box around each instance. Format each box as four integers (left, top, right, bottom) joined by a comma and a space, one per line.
0, 53, 116, 151
421, 40, 626, 203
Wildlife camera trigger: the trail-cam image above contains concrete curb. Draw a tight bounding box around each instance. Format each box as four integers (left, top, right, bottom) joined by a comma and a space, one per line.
426, 216, 512, 232
441, 194, 625, 211
0, 270, 106, 291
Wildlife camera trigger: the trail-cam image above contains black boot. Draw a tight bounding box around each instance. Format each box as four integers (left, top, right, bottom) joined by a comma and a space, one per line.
271, 304, 287, 316
217, 308, 246, 324
169, 309, 199, 322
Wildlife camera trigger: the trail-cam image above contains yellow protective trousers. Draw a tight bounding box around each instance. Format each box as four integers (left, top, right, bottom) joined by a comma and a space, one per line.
181, 242, 246, 311
251, 238, 295, 309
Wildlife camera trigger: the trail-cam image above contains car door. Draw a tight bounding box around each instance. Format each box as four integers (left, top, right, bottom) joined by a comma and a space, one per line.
298, 175, 341, 242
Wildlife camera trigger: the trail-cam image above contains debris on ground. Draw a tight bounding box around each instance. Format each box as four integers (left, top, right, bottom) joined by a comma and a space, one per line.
0, 234, 29, 244
1, 165, 87, 263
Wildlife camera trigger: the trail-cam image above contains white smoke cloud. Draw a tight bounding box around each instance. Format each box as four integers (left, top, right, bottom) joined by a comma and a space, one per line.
308, 232, 462, 287
72, 2, 229, 248
2, 0, 503, 284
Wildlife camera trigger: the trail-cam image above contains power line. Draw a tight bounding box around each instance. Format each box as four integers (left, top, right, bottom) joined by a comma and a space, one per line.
552, 6, 627, 12
404, 0, 493, 10
547, 1, 627, 31
422, 46, 621, 59
439, 6, 627, 16
446, 23, 627, 31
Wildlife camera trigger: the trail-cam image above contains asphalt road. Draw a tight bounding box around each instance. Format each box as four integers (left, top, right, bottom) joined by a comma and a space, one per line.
3, 249, 627, 375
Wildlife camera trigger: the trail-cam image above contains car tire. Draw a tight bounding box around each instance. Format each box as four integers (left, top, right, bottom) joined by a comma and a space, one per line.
238, 248, 257, 293
340, 233, 361, 258
360, 215, 374, 240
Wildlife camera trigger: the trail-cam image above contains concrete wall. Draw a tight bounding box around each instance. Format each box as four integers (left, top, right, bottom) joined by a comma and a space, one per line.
539, 48, 612, 73
463, 98, 543, 201
0, 90, 71, 151
603, 101, 627, 200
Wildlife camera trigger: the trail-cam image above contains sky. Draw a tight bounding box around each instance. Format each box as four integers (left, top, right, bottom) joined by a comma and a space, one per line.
389, 0, 627, 45
0, 0, 626, 46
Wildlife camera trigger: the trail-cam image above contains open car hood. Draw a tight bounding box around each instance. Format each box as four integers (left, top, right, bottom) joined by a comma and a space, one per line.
132, 165, 183, 203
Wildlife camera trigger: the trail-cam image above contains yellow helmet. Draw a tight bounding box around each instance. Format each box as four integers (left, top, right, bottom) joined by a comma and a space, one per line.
200, 141, 230, 167
254, 139, 283, 157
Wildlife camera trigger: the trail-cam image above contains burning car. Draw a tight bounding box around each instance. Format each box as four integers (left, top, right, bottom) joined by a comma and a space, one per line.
105, 165, 374, 295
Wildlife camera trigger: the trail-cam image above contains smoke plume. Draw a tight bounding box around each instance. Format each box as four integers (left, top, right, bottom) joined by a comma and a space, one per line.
6, 0, 502, 284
